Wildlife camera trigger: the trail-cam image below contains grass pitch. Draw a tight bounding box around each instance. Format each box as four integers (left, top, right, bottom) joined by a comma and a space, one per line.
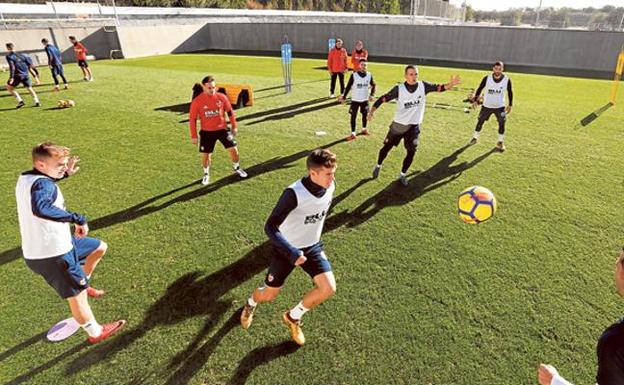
0, 53, 623, 385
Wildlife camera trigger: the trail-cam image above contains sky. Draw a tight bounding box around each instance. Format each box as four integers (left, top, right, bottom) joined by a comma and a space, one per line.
448, 0, 623, 11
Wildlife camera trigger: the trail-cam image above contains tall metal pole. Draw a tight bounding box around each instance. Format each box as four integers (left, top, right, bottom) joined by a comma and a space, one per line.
112, 0, 120, 26
618, 11, 624, 31
535, 0, 543, 27
0, 5, 7, 30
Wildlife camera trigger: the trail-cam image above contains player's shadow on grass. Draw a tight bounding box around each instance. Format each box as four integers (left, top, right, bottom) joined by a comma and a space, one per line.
227, 341, 300, 385
0, 138, 346, 268
0, 331, 46, 363
254, 79, 326, 93
329, 145, 496, 229
244, 100, 339, 126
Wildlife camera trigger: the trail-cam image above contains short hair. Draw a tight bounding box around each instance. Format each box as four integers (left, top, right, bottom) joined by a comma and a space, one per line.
494, 61, 504, 68
336, 38, 343, 44
359, 59, 367, 63
41, 38, 49, 44
307, 149, 337, 170
201, 75, 215, 84
69, 36, 76, 41
6, 42, 14, 50
405, 65, 418, 74
32, 142, 70, 162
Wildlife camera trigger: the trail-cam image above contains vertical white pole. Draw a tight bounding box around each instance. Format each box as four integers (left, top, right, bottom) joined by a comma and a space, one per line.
535, 0, 543, 27
618, 11, 624, 31
112, 0, 120, 26
0, 5, 7, 30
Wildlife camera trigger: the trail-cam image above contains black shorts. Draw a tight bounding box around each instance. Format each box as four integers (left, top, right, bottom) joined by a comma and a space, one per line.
384, 123, 420, 150
78, 60, 89, 68
199, 129, 237, 153
349, 100, 369, 115
264, 242, 332, 288
479, 106, 506, 122
7, 76, 32, 88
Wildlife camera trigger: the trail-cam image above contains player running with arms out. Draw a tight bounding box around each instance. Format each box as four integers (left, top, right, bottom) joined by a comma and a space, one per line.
338, 59, 376, 141
189, 76, 248, 185
5, 42, 40, 108
69, 36, 93, 81
368, 65, 461, 186
240, 149, 338, 346
468, 61, 513, 152
42, 38, 69, 91
15, 143, 125, 344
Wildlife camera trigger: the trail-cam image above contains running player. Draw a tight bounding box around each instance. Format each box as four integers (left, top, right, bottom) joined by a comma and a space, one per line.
42, 38, 69, 91
338, 59, 376, 140
327, 38, 348, 98
69, 36, 93, 81
350, 40, 368, 72
468, 61, 513, 152
240, 149, 337, 346
368, 65, 461, 186
5, 43, 40, 108
189, 75, 248, 185
15, 143, 125, 344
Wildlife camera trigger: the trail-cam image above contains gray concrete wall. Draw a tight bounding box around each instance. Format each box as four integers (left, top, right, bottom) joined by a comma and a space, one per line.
0, 26, 121, 66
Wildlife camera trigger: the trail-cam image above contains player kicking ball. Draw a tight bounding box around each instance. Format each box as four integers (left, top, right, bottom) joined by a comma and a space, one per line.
468, 61, 513, 152
338, 59, 376, 141
189, 76, 248, 185
240, 149, 337, 346
368, 65, 461, 186
16, 143, 125, 344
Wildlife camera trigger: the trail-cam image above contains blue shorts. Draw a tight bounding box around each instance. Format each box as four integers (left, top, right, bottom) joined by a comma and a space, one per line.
24, 237, 101, 299
51, 64, 65, 77
264, 242, 332, 288
7, 76, 32, 88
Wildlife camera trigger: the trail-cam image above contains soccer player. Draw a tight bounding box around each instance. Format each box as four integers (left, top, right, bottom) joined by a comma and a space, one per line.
338, 59, 376, 140
15, 143, 125, 344
42, 38, 69, 91
538, 248, 624, 385
368, 65, 461, 186
240, 149, 337, 346
69, 36, 93, 81
5, 43, 40, 108
189, 76, 248, 185
351, 40, 368, 72
468, 61, 513, 152
327, 38, 348, 98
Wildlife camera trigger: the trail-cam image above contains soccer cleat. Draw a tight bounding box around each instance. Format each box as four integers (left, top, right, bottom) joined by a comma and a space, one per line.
329, 93, 335, 98
87, 320, 126, 344
469, 137, 478, 145
64, 84, 69, 90
234, 167, 248, 178
16, 100, 25, 109
201, 173, 210, 186
372, 165, 380, 179
282, 312, 305, 346
398, 174, 408, 187
83, 77, 89, 81
87, 286, 105, 298
88, 77, 94, 82
346, 133, 357, 141
34, 102, 41, 107
240, 303, 256, 330
53, 85, 60, 92
361, 128, 370, 136
495, 141, 506, 152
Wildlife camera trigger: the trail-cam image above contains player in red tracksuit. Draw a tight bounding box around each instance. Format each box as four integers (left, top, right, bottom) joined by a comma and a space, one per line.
327, 38, 348, 98
189, 76, 248, 185
69, 36, 93, 81
351, 40, 368, 72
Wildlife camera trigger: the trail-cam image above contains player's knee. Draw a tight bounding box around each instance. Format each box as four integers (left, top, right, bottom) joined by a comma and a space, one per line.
262, 287, 280, 302
323, 283, 337, 298
98, 241, 108, 255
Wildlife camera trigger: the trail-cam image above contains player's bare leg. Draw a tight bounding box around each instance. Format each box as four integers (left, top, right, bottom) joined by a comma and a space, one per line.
227, 147, 247, 178
201, 153, 212, 185
68, 291, 125, 343
26, 86, 40, 106
241, 286, 281, 329
83, 241, 107, 298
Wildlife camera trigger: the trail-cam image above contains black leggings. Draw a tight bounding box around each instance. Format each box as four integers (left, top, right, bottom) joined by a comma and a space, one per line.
349, 101, 368, 133
475, 106, 506, 135
330, 72, 345, 94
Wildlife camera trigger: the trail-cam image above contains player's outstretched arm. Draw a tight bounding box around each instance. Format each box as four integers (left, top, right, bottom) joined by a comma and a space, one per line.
538, 364, 574, 385
444, 75, 461, 90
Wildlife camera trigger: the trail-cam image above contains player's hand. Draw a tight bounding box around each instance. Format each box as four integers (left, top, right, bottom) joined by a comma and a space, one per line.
66, 156, 80, 176
367, 107, 376, 122
191, 137, 198, 146
505, 106, 512, 114
8, 78, 13, 85
537, 364, 558, 385
447, 75, 461, 88
337, 95, 345, 104
294, 255, 307, 266
231, 127, 238, 136
74, 223, 89, 239
369, 96, 375, 102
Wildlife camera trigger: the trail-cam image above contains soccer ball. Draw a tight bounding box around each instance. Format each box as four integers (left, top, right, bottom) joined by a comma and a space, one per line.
57, 99, 67, 108
457, 186, 497, 224
66, 99, 75, 107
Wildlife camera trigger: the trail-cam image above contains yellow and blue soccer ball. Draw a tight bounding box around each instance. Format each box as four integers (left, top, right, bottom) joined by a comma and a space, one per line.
457, 186, 497, 224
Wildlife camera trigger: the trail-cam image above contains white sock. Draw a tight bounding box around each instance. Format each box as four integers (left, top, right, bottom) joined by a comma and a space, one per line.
203, 167, 209, 174
399, 172, 406, 177
247, 296, 257, 307
233, 162, 240, 169
80, 319, 103, 337
498, 134, 505, 142
375, 164, 381, 169
15, 94, 23, 102
473, 131, 481, 139
34, 96, 39, 103
289, 301, 309, 321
